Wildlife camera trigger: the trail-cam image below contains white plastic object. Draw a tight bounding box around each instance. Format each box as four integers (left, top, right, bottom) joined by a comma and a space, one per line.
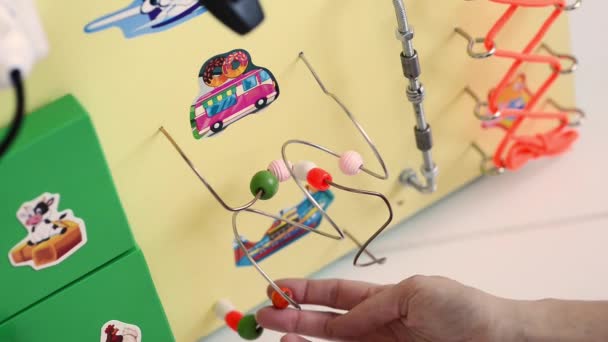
214, 299, 235, 320
293, 161, 317, 181
0, 0, 48, 88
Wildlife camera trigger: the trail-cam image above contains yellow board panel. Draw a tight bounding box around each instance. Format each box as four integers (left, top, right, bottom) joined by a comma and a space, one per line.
1, 1, 576, 340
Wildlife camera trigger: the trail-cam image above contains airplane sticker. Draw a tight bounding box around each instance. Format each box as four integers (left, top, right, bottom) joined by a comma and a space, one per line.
85, 0, 207, 39
9, 193, 87, 271
234, 188, 334, 267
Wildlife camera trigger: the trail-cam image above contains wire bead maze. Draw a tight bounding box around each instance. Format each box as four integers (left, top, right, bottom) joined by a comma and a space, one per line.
159, 52, 396, 310
456, 0, 585, 175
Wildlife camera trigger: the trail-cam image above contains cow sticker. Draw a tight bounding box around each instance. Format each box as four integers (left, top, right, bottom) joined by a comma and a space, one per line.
9, 193, 87, 271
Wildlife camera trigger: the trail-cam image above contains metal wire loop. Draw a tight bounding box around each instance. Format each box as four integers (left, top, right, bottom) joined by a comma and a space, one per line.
298, 52, 390, 181
232, 196, 389, 308
544, 98, 586, 127
232, 210, 302, 310
162, 50, 395, 309
327, 181, 394, 267
343, 230, 387, 266
538, 43, 578, 74
463, 87, 502, 121
281, 140, 348, 240
159, 127, 262, 211
464, 0, 581, 11
562, 0, 582, 11
471, 142, 505, 176
275, 53, 392, 241
454, 28, 496, 59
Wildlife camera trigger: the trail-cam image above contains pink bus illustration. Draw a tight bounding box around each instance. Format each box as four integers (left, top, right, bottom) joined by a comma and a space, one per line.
190, 49, 280, 139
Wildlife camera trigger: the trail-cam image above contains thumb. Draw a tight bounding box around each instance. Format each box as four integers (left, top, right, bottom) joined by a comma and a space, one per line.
327, 279, 415, 338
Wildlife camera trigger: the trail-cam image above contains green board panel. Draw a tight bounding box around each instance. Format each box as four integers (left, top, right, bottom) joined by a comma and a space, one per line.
0, 248, 174, 341
0, 95, 136, 322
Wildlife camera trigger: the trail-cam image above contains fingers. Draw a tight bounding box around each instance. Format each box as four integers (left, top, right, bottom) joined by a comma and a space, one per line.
281, 334, 311, 342
257, 307, 340, 339
267, 278, 391, 310
327, 278, 418, 338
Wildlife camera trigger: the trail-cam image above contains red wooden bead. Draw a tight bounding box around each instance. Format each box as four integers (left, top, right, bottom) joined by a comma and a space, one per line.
225, 310, 243, 331
271, 287, 293, 310
306, 168, 332, 191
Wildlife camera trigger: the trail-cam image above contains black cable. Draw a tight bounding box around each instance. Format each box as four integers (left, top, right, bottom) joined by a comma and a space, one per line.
0, 69, 25, 160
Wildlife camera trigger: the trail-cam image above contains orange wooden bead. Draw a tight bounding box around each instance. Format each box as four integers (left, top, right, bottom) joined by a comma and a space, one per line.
271, 287, 293, 310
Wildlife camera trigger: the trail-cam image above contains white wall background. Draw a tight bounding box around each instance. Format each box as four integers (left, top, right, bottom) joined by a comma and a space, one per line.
205, 2, 607, 341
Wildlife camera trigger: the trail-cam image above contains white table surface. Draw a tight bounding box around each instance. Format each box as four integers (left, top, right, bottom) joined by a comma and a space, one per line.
205, 2, 607, 341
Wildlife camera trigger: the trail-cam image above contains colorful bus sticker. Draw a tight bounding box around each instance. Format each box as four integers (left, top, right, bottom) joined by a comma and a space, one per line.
234, 188, 334, 267
101, 320, 142, 342
8, 193, 87, 271
190, 49, 280, 139
85, 0, 206, 39
482, 74, 532, 131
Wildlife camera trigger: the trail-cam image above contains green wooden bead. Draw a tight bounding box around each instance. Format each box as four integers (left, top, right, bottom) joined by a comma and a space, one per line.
250, 170, 279, 200
237, 314, 264, 340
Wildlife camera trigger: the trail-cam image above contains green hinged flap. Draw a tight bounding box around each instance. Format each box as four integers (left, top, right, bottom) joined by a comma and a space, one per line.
0, 248, 175, 342
0, 95, 136, 323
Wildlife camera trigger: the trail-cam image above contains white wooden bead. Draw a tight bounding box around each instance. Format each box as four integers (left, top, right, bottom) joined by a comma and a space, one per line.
214, 299, 235, 319
293, 161, 317, 181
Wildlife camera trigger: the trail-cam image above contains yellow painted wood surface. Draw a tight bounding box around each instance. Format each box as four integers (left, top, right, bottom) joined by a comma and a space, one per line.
0, 1, 576, 340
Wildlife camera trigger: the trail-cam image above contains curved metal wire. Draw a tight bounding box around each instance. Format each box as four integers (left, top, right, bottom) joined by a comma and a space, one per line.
274, 53, 391, 241
471, 142, 505, 176
328, 181, 393, 267
462, 87, 585, 128
538, 43, 578, 75
232, 203, 389, 308
544, 98, 585, 127
343, 230, 387, 266
159, 127, 262, 211
232, 210, 302, 310
454, 27, 496, 59
463, 87, 502, 121
162, 51, 396, 309
298, 52, 389, 180
281, 139, 393, 267
463, 0, 581, 12
562, 0, 582, 11
281, 139, 347, 240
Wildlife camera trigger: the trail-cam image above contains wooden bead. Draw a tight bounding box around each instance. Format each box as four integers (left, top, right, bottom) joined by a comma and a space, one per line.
293, 161, 317, 181
250, 171, 279, 200
214, 299, 235, 320
271, 287, 293, 310
225, 310, 243, 332
267, 160, 293, 182
307, 168, 332, 191
339, 151, 363, 175
237, 314, 264, 340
